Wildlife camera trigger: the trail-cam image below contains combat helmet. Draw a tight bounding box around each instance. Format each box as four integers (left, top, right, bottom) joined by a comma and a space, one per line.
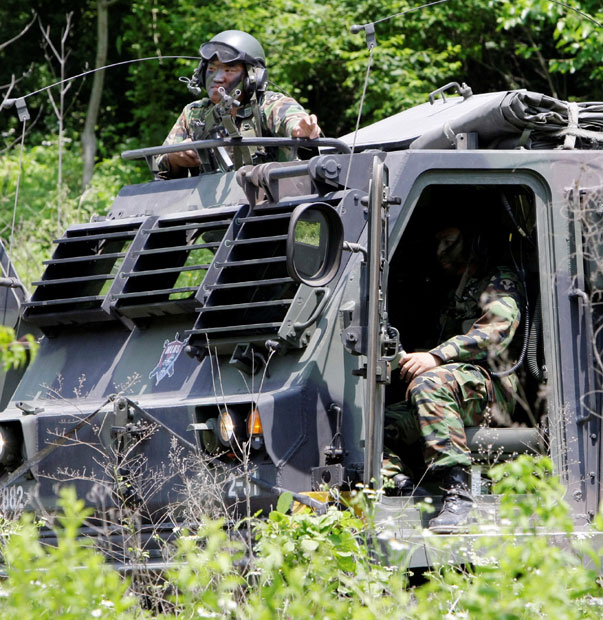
197, 30, 268, 98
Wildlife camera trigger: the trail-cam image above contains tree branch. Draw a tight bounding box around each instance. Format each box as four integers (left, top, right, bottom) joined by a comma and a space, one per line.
0, 12, 37, 53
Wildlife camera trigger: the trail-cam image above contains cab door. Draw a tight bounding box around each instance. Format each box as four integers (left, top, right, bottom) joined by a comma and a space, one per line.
569, 185, 602, 519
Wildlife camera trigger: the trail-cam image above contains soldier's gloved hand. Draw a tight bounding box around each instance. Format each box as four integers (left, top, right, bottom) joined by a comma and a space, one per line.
292, 114, 321, 139
167, 138, 201, 171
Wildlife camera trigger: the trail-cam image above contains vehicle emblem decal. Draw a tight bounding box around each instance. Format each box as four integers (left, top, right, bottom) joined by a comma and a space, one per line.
149, 333, 189, 385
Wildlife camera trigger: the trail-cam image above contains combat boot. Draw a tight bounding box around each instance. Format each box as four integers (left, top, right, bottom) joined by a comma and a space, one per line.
391, 473, 429, 497
428, 466, 475, 533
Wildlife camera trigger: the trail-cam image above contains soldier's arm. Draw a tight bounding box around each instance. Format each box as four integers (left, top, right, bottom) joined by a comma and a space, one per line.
429, 270, 522, 364
156, 107, 199, 178
261, 93, 320, 138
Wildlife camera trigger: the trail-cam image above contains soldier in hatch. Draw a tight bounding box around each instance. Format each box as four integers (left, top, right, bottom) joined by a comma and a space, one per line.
156, 29, 321, 178
384, 218, 522, 533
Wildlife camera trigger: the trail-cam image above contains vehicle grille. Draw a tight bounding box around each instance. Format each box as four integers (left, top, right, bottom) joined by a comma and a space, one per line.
186, 203, 300, 347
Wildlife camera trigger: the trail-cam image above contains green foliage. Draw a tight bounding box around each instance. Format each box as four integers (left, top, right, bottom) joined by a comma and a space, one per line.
166, 518, 246, 619
0, 487, 137, 620
413, 456, 603, 620
0, 458, 601, 618
0, 326, 38, 370
496, 0, 603, 84
244, 496, 411, 619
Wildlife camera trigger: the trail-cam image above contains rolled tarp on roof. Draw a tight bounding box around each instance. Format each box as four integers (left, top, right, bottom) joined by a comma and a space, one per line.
410, 90, 603, 150
339, 89, 603, 151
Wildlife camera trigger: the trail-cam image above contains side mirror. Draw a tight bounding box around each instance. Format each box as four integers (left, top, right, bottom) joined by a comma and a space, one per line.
286, 203, 343, 286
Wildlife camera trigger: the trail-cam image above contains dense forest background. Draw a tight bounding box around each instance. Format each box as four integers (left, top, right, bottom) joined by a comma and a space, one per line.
1, 0, 602, 288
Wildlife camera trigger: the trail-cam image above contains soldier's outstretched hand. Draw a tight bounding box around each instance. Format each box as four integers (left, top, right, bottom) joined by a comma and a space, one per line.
292, 114, 321, 139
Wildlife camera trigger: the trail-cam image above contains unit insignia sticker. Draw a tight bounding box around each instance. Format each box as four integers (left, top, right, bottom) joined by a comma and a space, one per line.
149, 334, 188, 385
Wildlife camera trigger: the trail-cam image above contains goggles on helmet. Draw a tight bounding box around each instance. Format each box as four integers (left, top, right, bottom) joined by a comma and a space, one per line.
200, 41, 261, 66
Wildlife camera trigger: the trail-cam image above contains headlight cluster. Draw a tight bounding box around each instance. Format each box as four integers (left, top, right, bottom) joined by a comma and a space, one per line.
216, 406, 264, 450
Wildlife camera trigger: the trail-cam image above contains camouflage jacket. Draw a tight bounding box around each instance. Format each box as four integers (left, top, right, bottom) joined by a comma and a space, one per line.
156, 91, 309, 177
429, 265, 522, 370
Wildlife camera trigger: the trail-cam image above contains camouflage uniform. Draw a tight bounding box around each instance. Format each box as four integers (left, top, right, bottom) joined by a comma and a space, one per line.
384, 265, 522, 475
156, 91, 310, 178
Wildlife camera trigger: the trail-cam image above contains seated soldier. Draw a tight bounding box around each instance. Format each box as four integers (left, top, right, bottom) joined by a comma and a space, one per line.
384, 219, 522, 533
156, 29, 320, 178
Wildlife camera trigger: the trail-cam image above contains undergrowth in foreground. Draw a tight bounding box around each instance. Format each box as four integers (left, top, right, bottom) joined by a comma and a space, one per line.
0, 456, 601, 619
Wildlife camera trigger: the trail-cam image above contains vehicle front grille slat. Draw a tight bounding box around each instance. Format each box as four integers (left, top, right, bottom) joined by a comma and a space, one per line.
216, 256, 285, 268
235, 213, 290, 224
202, 277, 292, 291
112, 286, 199, 300
133, 242, 220, 257
141, 219, 232, 234
43, 252, 127, 265
53, 230, 137, 244
24, 295, 105, 307
32, 274, 115, 287
198, 299, 293, 313
227, 234, 288, 246
123, 264, 210, 278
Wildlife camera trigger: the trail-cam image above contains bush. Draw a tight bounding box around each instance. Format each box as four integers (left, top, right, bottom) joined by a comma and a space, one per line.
0, 456, 601, 618
0, 488, 138, 620
413, 456, 603, 619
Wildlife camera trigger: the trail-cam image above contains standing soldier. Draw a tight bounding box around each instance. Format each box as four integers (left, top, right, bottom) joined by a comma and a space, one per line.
156, 30, 321, 178
385, 220, 522, 532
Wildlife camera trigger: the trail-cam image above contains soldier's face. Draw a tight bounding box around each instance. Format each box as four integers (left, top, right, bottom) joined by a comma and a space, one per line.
435, 226, 467, 274
206, 60, 245, 104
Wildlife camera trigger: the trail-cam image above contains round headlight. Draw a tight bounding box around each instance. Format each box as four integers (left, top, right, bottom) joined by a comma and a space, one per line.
0, 425, 19, 466
217, 409, 236, 445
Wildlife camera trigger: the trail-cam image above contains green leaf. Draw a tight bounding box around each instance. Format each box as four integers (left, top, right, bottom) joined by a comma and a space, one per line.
300, 538, 319, 552
276, 491, 294, 514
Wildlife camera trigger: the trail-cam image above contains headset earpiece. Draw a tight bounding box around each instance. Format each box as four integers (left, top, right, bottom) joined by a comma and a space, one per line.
243, 66, 268, 97
197, 60, 207, 88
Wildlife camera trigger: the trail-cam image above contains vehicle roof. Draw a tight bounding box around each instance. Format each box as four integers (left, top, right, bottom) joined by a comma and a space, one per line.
340, 89, 603, 151
340, 91, 506, 150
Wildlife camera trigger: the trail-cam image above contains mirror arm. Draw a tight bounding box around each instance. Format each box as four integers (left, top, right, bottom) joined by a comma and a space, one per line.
293, 287, 331, 331
343, 241, 368, 261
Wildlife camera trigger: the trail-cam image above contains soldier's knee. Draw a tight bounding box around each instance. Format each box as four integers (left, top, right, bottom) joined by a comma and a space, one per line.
407, 367, 456, 404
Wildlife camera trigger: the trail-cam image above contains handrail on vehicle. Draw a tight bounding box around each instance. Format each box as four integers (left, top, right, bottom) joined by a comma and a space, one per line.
121, 136, 352, 163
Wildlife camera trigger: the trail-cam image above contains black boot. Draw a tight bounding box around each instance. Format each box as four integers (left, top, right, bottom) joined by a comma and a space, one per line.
391, 473, 429, 497
428, 466, 475, 533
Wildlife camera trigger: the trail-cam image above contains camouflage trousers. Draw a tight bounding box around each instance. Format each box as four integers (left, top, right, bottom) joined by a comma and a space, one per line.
384, 362, 513, 475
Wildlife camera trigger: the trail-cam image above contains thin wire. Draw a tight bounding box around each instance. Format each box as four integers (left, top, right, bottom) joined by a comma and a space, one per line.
21, 56, 201, 100
368, 0, 602, 30
343, 46, 374, 195
546, 0, 602, 28
373, 0, 454, 26
9, 117, 28, 259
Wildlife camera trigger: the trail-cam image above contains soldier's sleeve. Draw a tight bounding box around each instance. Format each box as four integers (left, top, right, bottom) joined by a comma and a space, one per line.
155, 106, 193, 178
429, 268, 522, 364
261, 92, 309, 137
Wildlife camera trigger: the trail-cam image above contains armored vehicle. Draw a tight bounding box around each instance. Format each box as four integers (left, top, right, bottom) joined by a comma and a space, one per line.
0, 83, 601, 565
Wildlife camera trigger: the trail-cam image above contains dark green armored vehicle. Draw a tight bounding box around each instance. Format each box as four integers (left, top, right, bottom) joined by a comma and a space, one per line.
0, 84, 601, 564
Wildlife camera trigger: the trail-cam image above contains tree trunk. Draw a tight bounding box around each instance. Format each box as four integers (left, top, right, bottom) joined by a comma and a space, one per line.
81, 0, 110, 189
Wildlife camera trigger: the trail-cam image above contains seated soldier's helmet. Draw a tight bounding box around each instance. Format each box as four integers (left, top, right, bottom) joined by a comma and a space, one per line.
198, 30, 268, 97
